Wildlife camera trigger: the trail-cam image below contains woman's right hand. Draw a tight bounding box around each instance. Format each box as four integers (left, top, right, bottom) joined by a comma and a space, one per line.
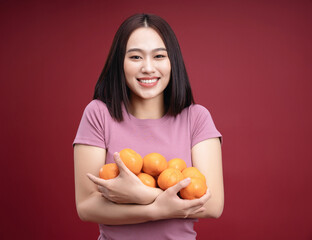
150, 178, 211, 219
87, 152, 162, 205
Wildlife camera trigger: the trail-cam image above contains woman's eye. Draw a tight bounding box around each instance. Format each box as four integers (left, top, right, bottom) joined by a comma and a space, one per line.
130, 56, 141, 60
155, 55, 166, 59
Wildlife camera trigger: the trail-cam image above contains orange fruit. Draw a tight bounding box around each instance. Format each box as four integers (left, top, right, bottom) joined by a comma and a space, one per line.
99, 163, 119, 180
142, 153, 168, 177
182, 167, 206, 183
119, 148, 143, 175
137, 173, 157, 188
180, 177, 207, 200
167, 158, 187, 172
157, 168, 184, 190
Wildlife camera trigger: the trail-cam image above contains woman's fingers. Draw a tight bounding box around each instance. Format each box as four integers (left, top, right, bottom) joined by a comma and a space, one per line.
167, 178, 191, 194
183, 206, 206, 218
192, 206, 206, 215
87, 173, 107, 187
180, 190, 211, 218
87, 173, 112, 196
98, 185, 107, 194
200, 188, 211, 202
113, 152, 132, 174
182, 189, 211, 212
166, 179, 211, 208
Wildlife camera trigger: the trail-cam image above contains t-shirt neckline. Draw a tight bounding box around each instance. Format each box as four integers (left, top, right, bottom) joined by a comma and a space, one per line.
122, 104, 170, 126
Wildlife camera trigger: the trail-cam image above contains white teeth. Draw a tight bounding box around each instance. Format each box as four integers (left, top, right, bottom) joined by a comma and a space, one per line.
139, 79, 158, 83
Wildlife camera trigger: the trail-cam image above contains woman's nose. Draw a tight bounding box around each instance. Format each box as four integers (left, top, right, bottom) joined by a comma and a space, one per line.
141, 58, 155, 73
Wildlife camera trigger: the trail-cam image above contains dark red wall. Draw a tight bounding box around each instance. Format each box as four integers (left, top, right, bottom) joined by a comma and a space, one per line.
1, 0, 311, 239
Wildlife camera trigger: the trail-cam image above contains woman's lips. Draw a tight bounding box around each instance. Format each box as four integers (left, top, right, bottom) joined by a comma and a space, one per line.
137, 77, 160, 87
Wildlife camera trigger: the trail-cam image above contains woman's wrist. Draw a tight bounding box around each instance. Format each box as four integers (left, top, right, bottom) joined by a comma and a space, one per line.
137, 185, 163, 205
145, 199, 165, 221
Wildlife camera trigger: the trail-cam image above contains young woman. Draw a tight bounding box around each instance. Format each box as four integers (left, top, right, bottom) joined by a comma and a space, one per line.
73, 13, 224, 240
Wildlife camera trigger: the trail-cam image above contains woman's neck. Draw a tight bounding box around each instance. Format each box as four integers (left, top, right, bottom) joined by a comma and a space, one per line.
128, 95, 165, 119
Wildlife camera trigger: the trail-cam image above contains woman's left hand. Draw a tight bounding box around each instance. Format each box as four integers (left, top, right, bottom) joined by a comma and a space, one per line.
87, 152, 162, 204
150, 178, 211, 220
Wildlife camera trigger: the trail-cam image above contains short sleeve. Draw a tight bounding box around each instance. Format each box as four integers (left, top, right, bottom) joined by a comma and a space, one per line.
190, 104, 222, 147
73, 100, 106, 149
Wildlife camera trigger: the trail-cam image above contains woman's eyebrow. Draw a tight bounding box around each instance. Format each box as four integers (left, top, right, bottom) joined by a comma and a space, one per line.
126, 47, 167, 53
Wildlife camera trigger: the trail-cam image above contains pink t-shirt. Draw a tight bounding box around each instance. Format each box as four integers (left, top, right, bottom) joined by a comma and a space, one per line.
74, 100, 222, 240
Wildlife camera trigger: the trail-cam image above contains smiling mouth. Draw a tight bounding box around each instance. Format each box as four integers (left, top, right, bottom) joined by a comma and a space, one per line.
137, 77, 160, 83
136, 77, 160, 87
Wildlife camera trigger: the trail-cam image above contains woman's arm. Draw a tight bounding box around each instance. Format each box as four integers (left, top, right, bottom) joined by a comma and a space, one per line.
74, 144, 209, 225
188, 137, 224, 219
74, 144, 160, 225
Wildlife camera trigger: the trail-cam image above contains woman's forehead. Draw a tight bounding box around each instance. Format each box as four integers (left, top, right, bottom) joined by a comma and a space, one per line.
126, 27, 166, 51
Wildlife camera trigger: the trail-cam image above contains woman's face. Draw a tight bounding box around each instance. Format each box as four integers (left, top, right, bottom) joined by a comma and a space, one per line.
124, 27, 171, 102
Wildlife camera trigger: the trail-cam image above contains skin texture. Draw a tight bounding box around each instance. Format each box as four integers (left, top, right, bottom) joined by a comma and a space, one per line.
74, 27, 224, 225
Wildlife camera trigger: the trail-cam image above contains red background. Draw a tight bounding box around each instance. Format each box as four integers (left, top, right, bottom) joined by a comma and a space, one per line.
1, 0, 311, 239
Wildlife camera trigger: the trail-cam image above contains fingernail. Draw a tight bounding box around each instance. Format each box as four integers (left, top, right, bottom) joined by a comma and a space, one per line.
86, 173, 94, 179
183, 178, 191, 183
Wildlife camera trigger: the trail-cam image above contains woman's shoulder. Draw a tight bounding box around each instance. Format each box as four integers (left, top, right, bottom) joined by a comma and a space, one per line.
85, 99, 107, 110
82, 99, 111, 120
184, 103, 211, 117
83, 99, 109, 113
183, 104, 216, 128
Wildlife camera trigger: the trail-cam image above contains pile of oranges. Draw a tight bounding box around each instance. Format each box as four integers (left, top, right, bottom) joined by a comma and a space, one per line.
99, 148, 207, 200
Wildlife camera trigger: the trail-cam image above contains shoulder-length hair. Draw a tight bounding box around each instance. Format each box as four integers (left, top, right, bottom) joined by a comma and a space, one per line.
93, 13, 194, 121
